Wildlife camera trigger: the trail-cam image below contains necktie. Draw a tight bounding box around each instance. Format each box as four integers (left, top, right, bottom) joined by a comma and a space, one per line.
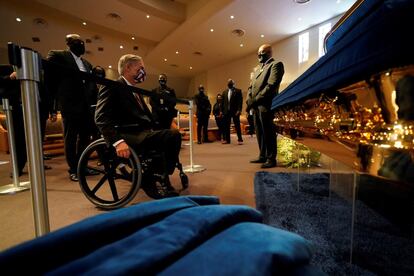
134, 92, 145, 110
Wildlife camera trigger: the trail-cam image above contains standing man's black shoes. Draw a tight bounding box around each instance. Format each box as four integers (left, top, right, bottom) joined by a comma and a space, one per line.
250, 158, 266, 163
261, 160, 277, 168
69, 173, 79, 182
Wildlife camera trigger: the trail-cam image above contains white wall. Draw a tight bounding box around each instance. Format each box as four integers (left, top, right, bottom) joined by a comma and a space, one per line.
187, 15, 342, 111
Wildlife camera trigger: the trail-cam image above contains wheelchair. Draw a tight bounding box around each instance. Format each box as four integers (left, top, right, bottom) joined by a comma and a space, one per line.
77, 138, 189, 210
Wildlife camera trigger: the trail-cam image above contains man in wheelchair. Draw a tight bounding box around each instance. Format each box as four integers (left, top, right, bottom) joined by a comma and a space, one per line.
95, 54, 184, 199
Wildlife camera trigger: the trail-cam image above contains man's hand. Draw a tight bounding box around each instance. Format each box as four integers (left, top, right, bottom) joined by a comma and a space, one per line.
9, 72, 17, 80
116, 141, 130, 159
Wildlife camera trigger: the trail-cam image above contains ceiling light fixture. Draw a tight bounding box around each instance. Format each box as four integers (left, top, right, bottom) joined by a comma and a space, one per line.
189, 66, 193, 70
336, 0, 341, 3
293, 0, 311, 3
230, 15, 234, 19
175, 51, 179, 54
120, 45, 124, 49
240, 43, 244, 47
260, 34, 264, 38
210, 28, 214, 32
108, 65, 112, 68
82, 22, 87, 26
164, 58, 167, 62
297, 17, 302, 21
131, 37, 135, 40
231, 29, 245, 37
16, 17, 21, 22
146, 15, 150, 18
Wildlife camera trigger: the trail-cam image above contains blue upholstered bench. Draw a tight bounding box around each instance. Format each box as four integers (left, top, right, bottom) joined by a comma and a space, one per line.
0, 196, 323, 275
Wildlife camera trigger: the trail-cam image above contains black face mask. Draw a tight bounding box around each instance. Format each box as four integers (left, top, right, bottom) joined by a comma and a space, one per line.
227, 83, 234, 89
70, 42, 85, 57
159, 80, 167, 86
199, 89, 204, 94
258, 52, 270, 63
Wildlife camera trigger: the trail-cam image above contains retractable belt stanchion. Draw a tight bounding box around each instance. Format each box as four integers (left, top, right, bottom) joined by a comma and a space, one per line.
0, 98, 30, 194
183, 100, 205, 173
9, 43, 50, 236
177, 110, 180, 130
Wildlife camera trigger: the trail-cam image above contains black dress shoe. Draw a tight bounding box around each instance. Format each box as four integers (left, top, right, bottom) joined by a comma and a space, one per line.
44, 165, 52, 170
250, 158, 266, 163
261, 160, 277, 169
43, 155, 52, 160
69, 173, 79, 182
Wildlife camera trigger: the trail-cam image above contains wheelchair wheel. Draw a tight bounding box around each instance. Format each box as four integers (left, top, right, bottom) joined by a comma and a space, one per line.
77, 138, 142, 210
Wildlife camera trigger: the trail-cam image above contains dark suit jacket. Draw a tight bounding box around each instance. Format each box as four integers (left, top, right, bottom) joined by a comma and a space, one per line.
222, 87, 242, 116
247, 58, 284, 112
194, 93, 211, 117
149, 85, 177, 120
95, 78, 154, 145
46, 50, 95, 116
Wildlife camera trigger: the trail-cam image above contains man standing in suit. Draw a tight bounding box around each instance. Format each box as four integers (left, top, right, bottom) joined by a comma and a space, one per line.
150, 73, 177, 130
95, 54, 180, 199
194, 85, 211, 144
222, 79, 243, 145
46, 34, 97, 181
246, 44, 284, 168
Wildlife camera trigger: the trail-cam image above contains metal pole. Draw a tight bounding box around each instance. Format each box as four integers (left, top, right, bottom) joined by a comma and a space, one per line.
18, 47, 50, 236
183, 100, 205, 173
0, 99, 30, 194
177, 110, 180, 130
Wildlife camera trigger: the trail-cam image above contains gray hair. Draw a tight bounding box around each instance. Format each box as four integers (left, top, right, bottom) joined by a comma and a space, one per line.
118, 54, 143, 75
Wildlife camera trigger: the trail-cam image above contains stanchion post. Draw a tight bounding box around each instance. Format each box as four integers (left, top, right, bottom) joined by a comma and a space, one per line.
17, 46, 50, 236
0, 98, 30, 194
183, 100, 205, 173
177, 110, 180, 130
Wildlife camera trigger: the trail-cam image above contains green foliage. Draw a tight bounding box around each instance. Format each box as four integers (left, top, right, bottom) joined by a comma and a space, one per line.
277, 136, 321, 168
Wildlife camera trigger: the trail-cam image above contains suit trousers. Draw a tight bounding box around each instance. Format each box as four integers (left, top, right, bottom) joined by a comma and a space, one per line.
253, 108, 276, 161
223, 114, 243, 143
62, 113, 92, 174
197, 115, 209, 143
122, 129, 181, 175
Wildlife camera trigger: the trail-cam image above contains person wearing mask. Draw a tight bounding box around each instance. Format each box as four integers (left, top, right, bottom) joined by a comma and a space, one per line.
95, 54, 181, 199
46, 34, 98, 181
0, 65, 53, 176
212, 93, 225, 142
246, 44, 284, 168
150, 74, 177, 130
194, 85, 211, 144
222, 79, 243, 145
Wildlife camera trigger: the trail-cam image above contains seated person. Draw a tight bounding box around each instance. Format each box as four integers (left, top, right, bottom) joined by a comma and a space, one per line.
95, 54, 181, 199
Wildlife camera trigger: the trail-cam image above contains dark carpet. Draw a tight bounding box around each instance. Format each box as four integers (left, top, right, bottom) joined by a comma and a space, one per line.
254, 172, 414, 276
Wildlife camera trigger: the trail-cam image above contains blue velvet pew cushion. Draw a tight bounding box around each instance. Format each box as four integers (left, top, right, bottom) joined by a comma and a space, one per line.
159, 222, 317, 276
0, 196, 219, 275
47, 204, 263, 275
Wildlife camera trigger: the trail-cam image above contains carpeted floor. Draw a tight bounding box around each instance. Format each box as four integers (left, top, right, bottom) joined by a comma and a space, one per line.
254, 172, 414, 276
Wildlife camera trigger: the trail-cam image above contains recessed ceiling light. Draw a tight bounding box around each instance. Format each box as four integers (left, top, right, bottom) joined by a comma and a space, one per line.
164, 58, 167, 62
82, 21, 87, 26
146, 15, 150, 18
210, 28, 214, 32
336, 0, 341, 3
16, 17, 21, 22
297, 17, 302, 21
119, 45, 124, 49
131, 37, 135, 40
260, 34, 264, 38
108, 65, 112, 68
189, 66, 193, 70
240, 43, 244, 47
175, 50, 179, 54
230, 15, 234, 19
293, 0, 311, 3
